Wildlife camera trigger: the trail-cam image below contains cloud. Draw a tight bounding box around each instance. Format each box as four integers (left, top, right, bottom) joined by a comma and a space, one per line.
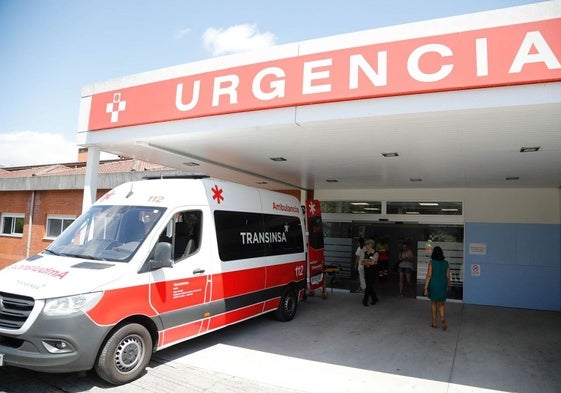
203, 24, 277, 56
174, 27, 191, 40
0, 131, 77, 167
0, 131, 117, 167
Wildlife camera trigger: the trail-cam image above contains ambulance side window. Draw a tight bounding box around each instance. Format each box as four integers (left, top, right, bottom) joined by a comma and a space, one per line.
265, 214, 304, 256
214, 211, 304, 261
214, 211, 265, 261
172, 210, 202, 262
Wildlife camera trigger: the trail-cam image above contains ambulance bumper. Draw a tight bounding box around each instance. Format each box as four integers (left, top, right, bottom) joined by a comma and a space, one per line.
0, 311, 111, 373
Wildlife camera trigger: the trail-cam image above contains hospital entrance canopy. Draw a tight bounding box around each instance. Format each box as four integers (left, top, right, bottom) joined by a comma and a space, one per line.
78, 2, 561, 192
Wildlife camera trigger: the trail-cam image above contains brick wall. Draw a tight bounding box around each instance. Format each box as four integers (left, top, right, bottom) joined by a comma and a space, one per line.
0, 191, 30, 269
0, 189, 108, 269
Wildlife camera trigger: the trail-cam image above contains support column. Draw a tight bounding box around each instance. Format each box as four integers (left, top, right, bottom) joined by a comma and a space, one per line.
82, 146, 100, 213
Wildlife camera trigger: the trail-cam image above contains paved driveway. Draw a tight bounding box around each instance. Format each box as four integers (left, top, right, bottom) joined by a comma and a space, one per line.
1, 292, 560, 393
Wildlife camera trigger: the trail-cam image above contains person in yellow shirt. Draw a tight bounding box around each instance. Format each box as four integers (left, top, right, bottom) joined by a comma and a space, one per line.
375, 237, 389, 278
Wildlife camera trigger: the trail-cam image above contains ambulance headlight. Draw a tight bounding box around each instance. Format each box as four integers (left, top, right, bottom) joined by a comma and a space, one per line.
43, 292, 103, 316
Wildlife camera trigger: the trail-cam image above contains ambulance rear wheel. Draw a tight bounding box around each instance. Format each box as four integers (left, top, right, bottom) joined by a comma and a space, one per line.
274, 288, 298, 321
95, 323, 153, 385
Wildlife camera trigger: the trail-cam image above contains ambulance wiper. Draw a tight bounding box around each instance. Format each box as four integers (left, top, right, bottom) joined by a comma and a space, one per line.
58, 252, 105, 261
43, 249, 59, 256
81, 254, 106, 261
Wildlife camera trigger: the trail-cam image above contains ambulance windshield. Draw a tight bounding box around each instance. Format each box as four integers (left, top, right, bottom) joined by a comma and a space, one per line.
45, 205, 165, 262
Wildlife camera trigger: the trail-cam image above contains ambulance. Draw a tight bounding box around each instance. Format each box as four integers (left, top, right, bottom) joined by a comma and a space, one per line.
0, 177, 324, 384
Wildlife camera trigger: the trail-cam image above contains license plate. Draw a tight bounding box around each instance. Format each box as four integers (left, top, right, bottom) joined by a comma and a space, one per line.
0, 353, 4, 366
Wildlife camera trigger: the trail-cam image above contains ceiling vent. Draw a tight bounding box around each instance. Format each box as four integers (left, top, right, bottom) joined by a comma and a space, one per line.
520, 146, 540, 153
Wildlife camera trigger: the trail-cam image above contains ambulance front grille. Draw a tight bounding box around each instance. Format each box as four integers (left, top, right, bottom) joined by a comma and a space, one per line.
0, 292, 35, 330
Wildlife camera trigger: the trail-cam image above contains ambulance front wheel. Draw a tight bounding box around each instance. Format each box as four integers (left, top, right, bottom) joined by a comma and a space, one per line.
274, 288, 298, 321
95, 323, 153, 385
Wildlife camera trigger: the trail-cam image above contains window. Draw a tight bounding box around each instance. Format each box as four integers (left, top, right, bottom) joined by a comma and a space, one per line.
172, 210, 202, 261
321, 200, 462, 215
386, 201, 462, 215
320, 201, 382, 214
151, 210, 203, 263
47, 206, 165, 263
214, 211, 304, 261
46, 215, 76, 239
1, 213, 25, 236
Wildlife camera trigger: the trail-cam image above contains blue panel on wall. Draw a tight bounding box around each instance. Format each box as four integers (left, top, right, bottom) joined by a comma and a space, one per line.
465, 223, 561, 311
466, 223, 517, 264
515, 225, 561, 267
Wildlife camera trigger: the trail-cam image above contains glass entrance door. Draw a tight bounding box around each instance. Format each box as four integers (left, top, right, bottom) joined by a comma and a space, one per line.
351, 222, 463, 300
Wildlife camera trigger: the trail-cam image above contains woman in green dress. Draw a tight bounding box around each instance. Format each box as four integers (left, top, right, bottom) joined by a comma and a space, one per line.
423, 246, 450, 330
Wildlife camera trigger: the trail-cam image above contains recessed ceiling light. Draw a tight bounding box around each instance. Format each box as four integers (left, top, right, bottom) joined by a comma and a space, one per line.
326, 179, 339, 183
410, 178, 423, 182
270, 157, 287, 162
350, 202, 369, 205
506, 176, 520, 181
382, 152, 399, 157
442, 208, 459, 212
520, 146, 540, 153
419, 202, 438, 206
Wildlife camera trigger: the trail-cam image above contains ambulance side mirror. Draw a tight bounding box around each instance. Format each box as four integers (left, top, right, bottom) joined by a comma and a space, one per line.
150, 242, 174, 269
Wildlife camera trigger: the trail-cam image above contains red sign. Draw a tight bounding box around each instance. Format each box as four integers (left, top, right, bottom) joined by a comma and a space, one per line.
88, 18, 561, 131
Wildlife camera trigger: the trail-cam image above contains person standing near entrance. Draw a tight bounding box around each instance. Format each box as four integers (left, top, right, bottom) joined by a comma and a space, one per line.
398, 241, 415, 297
375, 236, 390, 278
423, 246, 450, 330
354, 237, 366, 292
361, 239, 379, 306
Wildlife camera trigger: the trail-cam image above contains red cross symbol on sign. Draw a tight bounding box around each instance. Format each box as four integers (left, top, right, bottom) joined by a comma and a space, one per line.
307, 200, 317, 216
106, 92, 127, 123
211, 185, 224, 204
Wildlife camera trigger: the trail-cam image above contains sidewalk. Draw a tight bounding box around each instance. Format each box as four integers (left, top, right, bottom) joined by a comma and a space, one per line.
1, 291, 560, 392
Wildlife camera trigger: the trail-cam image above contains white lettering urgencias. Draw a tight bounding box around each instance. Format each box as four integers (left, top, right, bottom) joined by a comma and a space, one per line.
175, 31, 560, 111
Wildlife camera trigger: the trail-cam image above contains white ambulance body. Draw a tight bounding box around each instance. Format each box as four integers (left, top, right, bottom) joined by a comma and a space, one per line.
0, 178, 308, 384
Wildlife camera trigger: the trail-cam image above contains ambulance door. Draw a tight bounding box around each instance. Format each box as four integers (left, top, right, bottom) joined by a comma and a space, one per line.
148, 209, 212, 343
306, 199, 325, 292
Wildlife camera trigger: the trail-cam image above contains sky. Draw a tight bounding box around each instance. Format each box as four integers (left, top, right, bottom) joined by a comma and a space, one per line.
0, 0, 549, 167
